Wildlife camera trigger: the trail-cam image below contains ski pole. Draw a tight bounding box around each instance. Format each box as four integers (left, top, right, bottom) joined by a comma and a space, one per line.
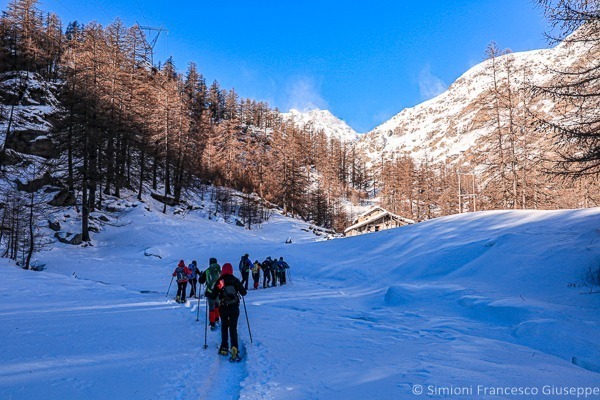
242, 295, 253, 344
166, 276, 174, 298
203, 294, 208, 349
196, 284, 203, 321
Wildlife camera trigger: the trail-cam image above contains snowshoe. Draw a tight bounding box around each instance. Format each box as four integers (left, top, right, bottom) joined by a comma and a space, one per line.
218, 346, 229, 356
229, 347, 242, 362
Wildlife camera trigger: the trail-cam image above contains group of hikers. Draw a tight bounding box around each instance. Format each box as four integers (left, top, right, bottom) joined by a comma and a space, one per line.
170, 254, 291, 362
239, 254, 291, 290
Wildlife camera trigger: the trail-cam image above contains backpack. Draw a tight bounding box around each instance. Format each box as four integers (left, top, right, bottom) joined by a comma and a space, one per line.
222, 283, 239, 306
239, 258, 251, 273
176, 267, 187, 282
204, 265, 221, 293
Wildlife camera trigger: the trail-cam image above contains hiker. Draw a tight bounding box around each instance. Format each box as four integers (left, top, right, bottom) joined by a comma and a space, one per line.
188, 260, 200, 298
199, 257, 221, 330
238, 254, 252, 291
172, 260, 191, 303
278, 257, 290, 285
252, 260, 261, 289
270, 257, 278, 286
207, 262, 247, 361
261, 257, 271, 288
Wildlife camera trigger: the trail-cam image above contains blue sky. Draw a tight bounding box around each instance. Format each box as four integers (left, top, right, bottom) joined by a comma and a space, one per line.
10, 0, 550, 132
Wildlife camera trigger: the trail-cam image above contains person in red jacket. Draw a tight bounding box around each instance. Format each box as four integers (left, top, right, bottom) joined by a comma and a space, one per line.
172, 260, 191, 303
207, 262, 247, 360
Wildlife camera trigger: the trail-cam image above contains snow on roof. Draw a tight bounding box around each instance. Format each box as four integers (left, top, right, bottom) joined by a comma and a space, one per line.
344, 206, 415, 233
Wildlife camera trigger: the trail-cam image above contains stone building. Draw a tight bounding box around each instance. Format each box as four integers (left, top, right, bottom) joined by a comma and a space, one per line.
344, 206, 414, 237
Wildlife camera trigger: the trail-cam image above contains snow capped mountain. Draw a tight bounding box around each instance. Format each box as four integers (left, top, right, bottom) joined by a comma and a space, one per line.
281, 108, 359, 143
354, 36, 591, 165
290, 32, 591, 169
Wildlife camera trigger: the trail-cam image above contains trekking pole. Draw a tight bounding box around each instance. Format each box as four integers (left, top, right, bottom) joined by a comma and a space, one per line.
166, 276, 174, 298
242, 295, 253, 344
196, 284, 203, 321
203, 294, 209, 349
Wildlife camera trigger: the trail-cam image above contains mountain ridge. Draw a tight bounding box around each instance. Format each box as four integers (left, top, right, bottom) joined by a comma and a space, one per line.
286, 34, 592, 167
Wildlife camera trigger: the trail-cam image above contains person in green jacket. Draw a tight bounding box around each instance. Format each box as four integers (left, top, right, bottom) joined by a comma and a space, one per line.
199, 257, 221, 330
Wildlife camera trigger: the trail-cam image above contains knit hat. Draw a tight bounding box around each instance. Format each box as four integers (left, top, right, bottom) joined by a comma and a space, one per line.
209, 257, 217, 264
178, 260, 185, 268
221, 263, 233, 276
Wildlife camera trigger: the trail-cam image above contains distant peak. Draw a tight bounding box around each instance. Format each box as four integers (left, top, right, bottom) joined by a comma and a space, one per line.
282, 108, 359, 142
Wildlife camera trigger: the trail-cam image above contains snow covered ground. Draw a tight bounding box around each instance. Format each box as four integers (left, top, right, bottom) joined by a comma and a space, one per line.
1, 200, 599, 399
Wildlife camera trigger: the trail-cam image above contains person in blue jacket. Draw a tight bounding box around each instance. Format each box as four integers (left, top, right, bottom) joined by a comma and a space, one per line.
238, 254, 252, 291
188, 260, 200, 298
278, 257, 290, 285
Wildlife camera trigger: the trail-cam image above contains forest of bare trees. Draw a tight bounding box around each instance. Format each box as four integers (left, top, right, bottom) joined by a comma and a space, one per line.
0, 0, 364, 250
0, 0, 599, 268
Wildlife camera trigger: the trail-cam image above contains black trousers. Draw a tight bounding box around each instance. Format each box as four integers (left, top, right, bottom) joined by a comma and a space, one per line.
189, 278, 198, 297
219, 304, 240, 349
263, 270, 270, 287
176, 281, 187, 300
280, 270, 286, 284
240, 270, 249, 290
271, 269, 277, 286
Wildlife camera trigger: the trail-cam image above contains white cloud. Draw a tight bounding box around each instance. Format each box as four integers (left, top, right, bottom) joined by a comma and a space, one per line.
418, 64, 447, 100
284, 76, 328, 112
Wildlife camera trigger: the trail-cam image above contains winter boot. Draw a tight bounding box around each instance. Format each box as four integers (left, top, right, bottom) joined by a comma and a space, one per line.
210, 322, 216, 331
175, 296, 181, 303
218, 345, 229, 356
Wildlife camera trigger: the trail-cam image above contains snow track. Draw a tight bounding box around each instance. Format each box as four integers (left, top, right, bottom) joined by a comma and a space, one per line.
155, 297, 253, 400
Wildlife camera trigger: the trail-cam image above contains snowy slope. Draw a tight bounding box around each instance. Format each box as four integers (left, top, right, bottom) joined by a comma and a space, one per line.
1, 202, 599, 399
355, 36, 593, 165
282, 108, 359, 142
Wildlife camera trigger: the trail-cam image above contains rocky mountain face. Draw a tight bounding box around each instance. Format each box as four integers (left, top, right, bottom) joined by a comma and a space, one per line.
0, 71, 59, 161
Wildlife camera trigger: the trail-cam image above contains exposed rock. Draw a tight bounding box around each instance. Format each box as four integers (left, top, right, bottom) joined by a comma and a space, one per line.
15, 171, 60, 193
5, 130, 55, 158
48, 220, 61, 231
49, 189, 76, 207
0, 149, 23, 166
151, 192, 178, 206
54, 232, 83, 245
